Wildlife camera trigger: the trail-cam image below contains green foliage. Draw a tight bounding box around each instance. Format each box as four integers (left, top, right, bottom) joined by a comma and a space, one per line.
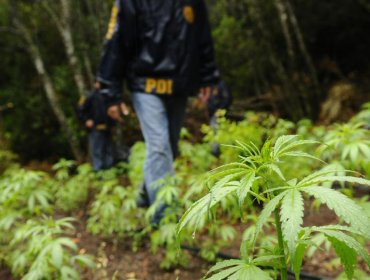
125, 142, 146, 188
0, 168, 53, 216
87, 180, 142, 236
177, 135, 370, 279
54, 162, 94, 212
318, 122, 370, 167
6, 217, 95, 280
202, 111, 265, 163
203, 258, 273, 280
0, 149, 17, 173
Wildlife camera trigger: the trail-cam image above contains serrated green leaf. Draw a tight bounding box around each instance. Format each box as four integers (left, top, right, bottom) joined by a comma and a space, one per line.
317, 175, 370, 188
237, 172, 256, 212
177, 185, 239, 236
265, 164, 285, 180
358, 143, 370, 159
297, 169, 337, 187
28, 195, 35, 211
253, 191, 288, 246
314, 229, 370, 268
303, 186, 370, 236
253, 255, 282, 266
236, 140, 259, 156
327, 236, 356, 279
273, 135, 298, 157
72, 255, 95, 268
280, 189, 304, 260
237, 265, 273, 280
57, 238, 78, 251
281, 151, 323, 163
51, 243, 63, 268
277, 140, 319, 157
349, 145, 359, 163
240, 239, 249, 261
61, 266, 79, 280
292, 242, 307, 280
207, 259, 245, 273
212, 171, 249, 190
205, 264, 243, 280
311, 225, 367, 238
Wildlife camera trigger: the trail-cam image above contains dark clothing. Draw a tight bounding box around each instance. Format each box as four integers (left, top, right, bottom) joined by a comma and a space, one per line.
89, 129, 114, 171
97, 0, 220, 103
96, 0, 219, 225
78, 90, 114, 130
207, 81, 232, 116
78, 90, 115, 171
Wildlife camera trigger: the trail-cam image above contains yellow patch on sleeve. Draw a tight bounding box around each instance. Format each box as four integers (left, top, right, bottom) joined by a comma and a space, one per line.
105, 3, 119, 40
183, 6, 195, 24
78, 96, 86, 106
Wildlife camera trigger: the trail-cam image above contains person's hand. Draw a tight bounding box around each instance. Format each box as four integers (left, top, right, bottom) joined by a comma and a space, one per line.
120, 103, 130, 116
85, 119, 94, 129
198, 86, 212, 105
94, 81, 101, 90
107, 105, 122, 122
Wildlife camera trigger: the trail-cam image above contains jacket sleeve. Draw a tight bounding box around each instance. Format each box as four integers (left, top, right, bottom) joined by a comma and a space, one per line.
96, 0, 125, 106
198, 0, 220, 87
77, 92, 94, 123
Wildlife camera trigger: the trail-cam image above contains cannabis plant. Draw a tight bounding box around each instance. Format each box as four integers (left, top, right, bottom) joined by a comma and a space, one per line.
54, 163, 94, 212
6, 217, 95, 280
177, 135, 370, 280
317, 122, 370, 173
87, 180, 142, 236
0, 168, 53, 215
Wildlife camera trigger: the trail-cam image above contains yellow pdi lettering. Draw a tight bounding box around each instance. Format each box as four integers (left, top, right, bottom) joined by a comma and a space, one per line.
157, 80, 167, 94
145, 79, 157, 93
145, 79, 173, 94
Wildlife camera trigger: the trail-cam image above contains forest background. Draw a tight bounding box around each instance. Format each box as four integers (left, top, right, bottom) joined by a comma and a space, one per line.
0, 0, 370, 162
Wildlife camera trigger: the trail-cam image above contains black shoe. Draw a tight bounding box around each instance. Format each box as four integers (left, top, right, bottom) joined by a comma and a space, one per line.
136, 181, 150, 208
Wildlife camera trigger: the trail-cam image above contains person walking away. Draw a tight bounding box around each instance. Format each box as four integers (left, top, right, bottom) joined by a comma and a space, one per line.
96, 0, 220, 225
78, 89, 115, 171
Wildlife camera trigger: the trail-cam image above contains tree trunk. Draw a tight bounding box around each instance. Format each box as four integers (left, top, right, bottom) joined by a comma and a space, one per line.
284, 0, 320, 117
14, 19, 84, 161
43, 0, 87, 97
83, 52, 95, 89
274, 0, 295, 63
246, 0, 304, 119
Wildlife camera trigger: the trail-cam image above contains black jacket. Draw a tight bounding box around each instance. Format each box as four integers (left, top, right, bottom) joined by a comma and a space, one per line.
97, 0, 220, 102
78, 90, 113, 130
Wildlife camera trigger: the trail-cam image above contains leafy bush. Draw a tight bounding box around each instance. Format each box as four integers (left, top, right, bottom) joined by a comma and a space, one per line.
53, 161, 95, 213
87, 180, 142, 237
6, 217, 94, 280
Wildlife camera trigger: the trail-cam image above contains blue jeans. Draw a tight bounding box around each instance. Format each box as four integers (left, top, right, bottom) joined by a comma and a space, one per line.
132, 93, 187, 224
89, 129, 114, 171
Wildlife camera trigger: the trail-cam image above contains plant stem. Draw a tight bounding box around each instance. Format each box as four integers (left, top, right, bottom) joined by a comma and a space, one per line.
274, 208, 288, 280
